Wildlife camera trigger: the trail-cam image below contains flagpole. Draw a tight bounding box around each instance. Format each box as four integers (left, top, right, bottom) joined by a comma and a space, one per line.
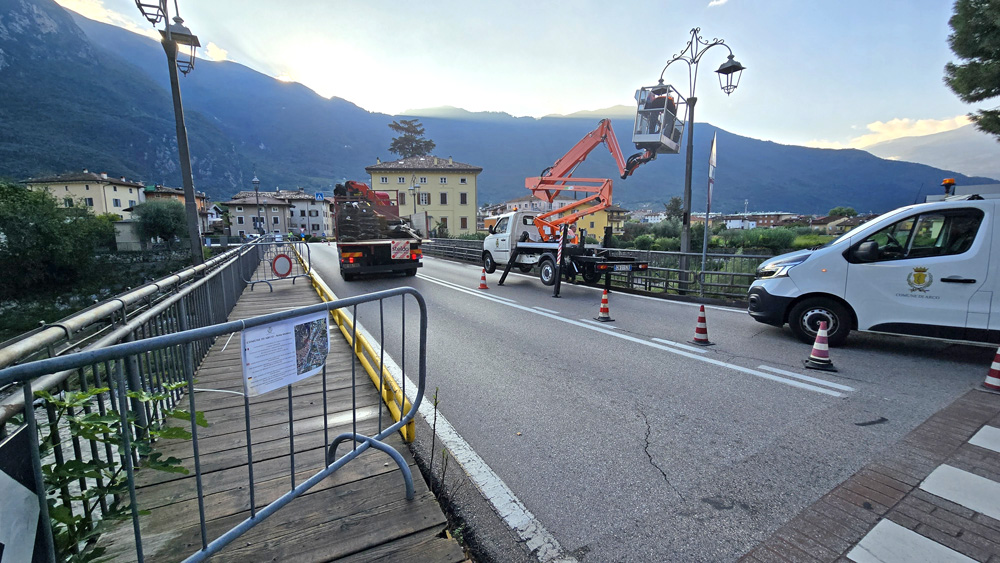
700, 133, 717, 295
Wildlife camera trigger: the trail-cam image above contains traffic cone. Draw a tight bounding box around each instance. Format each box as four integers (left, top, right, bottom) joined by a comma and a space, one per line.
984, 346, 1000, 391
803, 321, 837, 372
689, 305, 714, 346
478, 269, 489, 290
595, 289, 614, 322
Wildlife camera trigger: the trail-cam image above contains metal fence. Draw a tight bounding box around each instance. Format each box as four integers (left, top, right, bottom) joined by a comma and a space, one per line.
243, 240, 312, 291
422, 238, 770, 299
0, 243, 259, 561
0, 247, 426, 561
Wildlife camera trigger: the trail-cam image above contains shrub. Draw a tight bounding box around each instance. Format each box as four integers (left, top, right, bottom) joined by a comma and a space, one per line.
634, 234, 655, 250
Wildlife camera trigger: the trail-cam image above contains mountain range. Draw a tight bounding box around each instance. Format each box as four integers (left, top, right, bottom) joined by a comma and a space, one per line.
1, 0, 997, 215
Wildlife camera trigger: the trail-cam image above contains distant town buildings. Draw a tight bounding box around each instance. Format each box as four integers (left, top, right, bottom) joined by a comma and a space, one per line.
24, 169, 146, 220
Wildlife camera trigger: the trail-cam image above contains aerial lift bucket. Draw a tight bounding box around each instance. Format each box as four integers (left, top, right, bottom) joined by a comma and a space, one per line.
632, 83, 686, 155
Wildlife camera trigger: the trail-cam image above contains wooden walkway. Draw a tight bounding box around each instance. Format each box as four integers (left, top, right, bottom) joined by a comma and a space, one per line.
102, 272, 465, 562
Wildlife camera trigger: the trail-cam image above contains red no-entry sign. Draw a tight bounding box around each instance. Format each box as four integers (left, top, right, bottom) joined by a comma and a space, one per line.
271, 254, 293, 278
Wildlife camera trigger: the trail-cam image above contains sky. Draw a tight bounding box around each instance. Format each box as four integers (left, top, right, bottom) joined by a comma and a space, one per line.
56, 0, 981, 150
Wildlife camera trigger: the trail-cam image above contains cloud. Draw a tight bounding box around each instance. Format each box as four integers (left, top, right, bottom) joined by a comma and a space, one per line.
202, 42, 231, 62
708, 0, 730, 5
55, 0, 160, 41
851, 116, 972, 148
802, 115, 972, 150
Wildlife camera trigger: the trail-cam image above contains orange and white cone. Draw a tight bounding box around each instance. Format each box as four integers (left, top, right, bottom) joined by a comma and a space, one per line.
803, 321, 837, 372
984, 346, 1000, 391
478, 269, 489, 290
595, 289, 614, 322
689, 305, 714, 346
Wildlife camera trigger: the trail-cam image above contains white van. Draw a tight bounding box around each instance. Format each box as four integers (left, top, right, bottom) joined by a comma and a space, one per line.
748, 197, 997, 346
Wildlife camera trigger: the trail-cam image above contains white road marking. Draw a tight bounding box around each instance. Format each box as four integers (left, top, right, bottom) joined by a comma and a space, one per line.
847, 519, 975, 563
418, 273, 845, 398
969, 425, 1000, 454
580, 319, 619, 329
756, 365, 856, 392
532, 307, 561, 314
417, 273, 518, 303
920, 464, 1000, 521
651, 338, 708, 354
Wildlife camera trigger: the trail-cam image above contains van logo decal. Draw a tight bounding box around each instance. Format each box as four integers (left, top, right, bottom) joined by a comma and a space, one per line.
907, 267, 932, 293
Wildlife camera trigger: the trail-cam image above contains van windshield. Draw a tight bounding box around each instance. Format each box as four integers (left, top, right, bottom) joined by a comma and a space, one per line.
822, 206, 914, 248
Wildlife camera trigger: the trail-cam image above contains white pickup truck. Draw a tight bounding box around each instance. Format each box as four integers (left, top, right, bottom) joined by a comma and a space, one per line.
482, 211, 648, 286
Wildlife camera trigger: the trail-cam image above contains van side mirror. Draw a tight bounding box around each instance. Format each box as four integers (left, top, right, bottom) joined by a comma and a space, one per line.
488, 224, 495, 234
852, 241, 879, 262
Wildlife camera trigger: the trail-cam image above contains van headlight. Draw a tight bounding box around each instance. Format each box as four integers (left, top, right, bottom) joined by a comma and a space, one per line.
756, 254, 809, 279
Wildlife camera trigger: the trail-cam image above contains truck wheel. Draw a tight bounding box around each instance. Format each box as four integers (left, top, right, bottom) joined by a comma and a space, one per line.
788, 297, 851, 347
518, 265, 533, 273
405, 268, 417, 277
483, 252, 497, 274
538, 258, 557, 286
582, 267, 601, 284
341, 270, 355, 281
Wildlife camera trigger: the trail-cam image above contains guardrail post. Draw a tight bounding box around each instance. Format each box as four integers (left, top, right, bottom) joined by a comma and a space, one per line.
124, 332, 150, 444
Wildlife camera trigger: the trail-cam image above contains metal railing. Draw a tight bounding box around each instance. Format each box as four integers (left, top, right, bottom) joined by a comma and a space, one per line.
0, 243, 261, 561
0, 271, 426, 561
0, 244, 259, 427
422, 239, 770, 299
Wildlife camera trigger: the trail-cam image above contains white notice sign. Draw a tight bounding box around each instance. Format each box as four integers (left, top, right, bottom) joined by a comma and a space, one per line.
241, 311, 330, 397
0, 468, 39, 563
391, 240, 411, 260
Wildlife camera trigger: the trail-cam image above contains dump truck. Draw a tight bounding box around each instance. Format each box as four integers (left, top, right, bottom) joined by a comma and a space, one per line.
333, 181, 425, 281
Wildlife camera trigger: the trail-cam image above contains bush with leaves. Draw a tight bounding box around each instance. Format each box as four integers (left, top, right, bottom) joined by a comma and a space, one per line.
0, 183, 115, 298
132, 200, 187, 249
35, 383, 207, 562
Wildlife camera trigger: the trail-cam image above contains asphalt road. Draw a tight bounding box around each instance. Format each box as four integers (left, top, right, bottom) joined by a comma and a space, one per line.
304, 243, 995, 562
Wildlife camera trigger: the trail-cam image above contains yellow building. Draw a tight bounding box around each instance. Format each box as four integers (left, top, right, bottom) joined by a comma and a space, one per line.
365, 155, 482, 236
24, 169, 146, 219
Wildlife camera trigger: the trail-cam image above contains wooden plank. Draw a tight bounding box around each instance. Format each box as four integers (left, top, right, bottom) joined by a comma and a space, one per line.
336, 531, 468, 563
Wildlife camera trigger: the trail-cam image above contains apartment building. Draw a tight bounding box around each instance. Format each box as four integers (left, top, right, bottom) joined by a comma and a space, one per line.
24, 169, 146, 219
366, 155, 482, 236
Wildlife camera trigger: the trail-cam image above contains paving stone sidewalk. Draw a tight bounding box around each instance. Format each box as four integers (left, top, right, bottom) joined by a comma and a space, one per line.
741, 388, 1000, 563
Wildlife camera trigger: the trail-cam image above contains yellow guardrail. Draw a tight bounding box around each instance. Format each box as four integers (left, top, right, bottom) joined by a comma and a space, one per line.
292, 246, 415, 442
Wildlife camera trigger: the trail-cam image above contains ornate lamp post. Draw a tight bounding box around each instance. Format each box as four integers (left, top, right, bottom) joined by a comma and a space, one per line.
252, 172, 262, 235
134, 0, 204, 265
658, 28, 744, 283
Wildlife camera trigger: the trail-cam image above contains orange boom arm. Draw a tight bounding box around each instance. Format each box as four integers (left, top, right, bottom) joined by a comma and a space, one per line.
525, 119, 654, 241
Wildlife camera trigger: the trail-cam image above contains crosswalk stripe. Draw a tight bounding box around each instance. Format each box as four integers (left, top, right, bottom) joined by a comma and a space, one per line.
847, 519, 975, 563
920, 464, 1000, 521
969, 425, 1000, 454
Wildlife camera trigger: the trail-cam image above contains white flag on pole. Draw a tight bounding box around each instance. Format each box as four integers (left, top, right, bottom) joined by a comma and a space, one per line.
708, 133, 717, 206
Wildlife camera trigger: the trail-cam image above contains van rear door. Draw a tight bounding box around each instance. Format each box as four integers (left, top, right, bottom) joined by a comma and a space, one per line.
844, 203, 992, 340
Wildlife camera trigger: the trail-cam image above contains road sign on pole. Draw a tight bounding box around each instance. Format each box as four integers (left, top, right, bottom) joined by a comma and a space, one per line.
315, 192, 325, 201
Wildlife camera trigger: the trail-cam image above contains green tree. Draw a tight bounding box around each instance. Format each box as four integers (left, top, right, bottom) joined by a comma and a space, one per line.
944, 0, 1000, 139
0, 182, 114, 298
388, 119, 436, 158
664, 196, 683, 220
828, 206, 858, 217
132, 200, 187, 248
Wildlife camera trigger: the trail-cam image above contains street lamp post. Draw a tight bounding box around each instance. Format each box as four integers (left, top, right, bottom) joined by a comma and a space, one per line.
658, 28, 744, 286
135, 0, 204, 265
252, 172, 262, 235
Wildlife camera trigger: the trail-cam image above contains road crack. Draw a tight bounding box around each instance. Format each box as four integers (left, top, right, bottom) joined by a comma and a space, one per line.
638, 404, 685, 502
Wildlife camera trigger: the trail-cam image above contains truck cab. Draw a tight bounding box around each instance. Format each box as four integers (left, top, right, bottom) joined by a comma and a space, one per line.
749, 197, 1000, 346
482, 211, 542, 273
